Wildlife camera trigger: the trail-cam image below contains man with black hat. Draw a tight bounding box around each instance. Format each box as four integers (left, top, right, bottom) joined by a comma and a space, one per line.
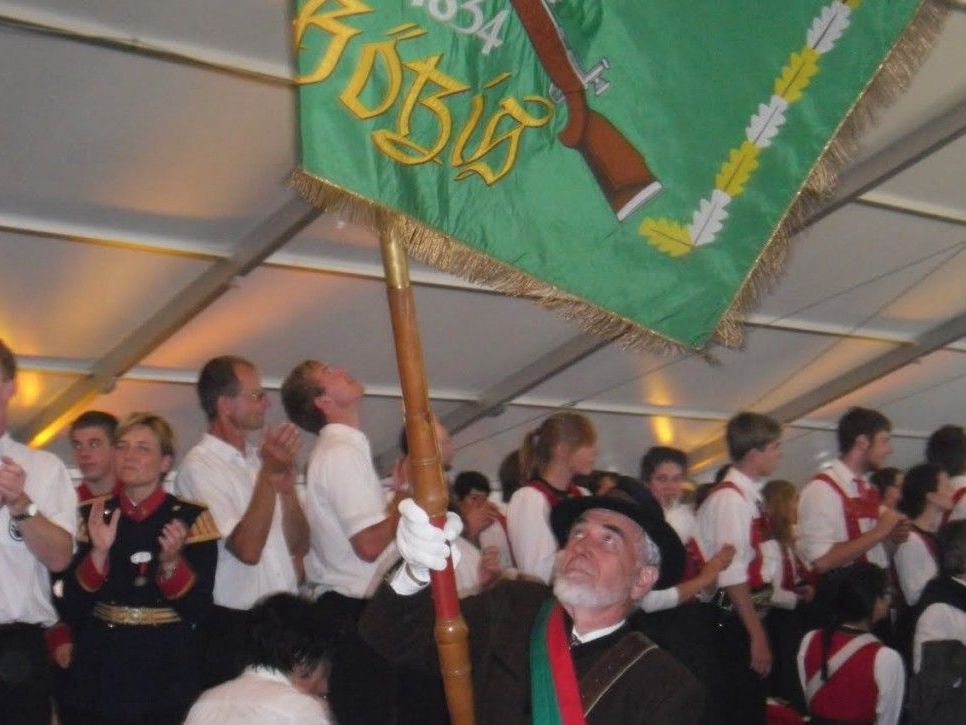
360, 492, 703, 724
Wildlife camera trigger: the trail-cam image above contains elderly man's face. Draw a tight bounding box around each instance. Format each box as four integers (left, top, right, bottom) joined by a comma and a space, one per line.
553, 508, 657, 609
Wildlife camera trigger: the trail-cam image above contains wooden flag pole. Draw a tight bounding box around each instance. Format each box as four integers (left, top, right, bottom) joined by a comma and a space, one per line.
378, 223, 476, 725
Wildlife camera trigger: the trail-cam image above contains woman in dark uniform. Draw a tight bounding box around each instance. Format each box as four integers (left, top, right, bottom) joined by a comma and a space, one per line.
61, 412, 219, 725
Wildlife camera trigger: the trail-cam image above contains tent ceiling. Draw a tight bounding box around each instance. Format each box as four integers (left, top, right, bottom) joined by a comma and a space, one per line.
1, 1, 963, 489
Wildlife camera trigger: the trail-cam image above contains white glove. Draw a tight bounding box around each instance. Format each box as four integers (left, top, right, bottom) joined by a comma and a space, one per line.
396, 498, 463, 585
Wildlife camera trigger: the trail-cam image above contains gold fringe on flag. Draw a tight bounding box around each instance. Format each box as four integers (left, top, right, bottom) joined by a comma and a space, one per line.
292, 0, 949, 355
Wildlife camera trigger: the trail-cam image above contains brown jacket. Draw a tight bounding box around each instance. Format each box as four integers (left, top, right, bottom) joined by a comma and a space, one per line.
360, 578, 704, 725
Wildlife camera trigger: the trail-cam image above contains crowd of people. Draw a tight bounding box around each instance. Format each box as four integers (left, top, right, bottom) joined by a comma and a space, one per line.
1, 336, 964, 724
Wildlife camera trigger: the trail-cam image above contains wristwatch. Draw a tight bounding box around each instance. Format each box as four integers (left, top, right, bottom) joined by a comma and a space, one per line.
11, 501, 39, 522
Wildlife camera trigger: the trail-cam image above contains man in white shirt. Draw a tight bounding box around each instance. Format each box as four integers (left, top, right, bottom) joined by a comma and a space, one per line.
186, 593, 332, 725
926, 424, 966, 523
0, 339, 76, 724
798, 407, 906, 574
176, 355, 307, 687
694, 412, 784, 725
281, 359, 407, 724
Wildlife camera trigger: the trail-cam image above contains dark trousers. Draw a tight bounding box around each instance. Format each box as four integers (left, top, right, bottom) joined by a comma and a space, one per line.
0, 623, 51, 725
316, 591, 397, 725
764, 607, 808, 713
710, 608, 767, 725
198, 604, 251, 689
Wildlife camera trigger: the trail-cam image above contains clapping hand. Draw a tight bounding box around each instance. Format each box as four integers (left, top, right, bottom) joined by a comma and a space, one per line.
158, 519, 188, 565
261, 422, 301, 492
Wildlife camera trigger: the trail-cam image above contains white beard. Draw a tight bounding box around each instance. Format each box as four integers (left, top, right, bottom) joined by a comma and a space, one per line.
552, 549, 629, 609
553, 575, 625, 609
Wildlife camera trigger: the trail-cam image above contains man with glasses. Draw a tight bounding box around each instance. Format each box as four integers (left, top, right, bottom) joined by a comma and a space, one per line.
176, 355, 308, 687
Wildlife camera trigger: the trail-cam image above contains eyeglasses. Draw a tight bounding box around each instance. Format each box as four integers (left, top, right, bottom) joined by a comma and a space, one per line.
236, 389, 268, 402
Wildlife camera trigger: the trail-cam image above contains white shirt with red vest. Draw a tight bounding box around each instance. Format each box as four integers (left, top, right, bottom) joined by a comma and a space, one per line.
893, 527, 939, 607
506, 480, 587, 584
798, 460, 888, 569
797, 628, 904, 725
693, 466, 769, 591
945, 473, 966, 524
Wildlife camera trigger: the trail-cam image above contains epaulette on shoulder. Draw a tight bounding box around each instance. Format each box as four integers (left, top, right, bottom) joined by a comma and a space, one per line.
183, 505, 221, 544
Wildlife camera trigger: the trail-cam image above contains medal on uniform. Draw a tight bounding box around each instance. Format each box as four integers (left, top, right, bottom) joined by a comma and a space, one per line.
131, 550, 152, 587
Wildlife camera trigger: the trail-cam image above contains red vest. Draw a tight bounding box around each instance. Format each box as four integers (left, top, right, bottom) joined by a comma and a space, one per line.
814, 473, 881, 564
524, 478, 585, 508
802, 630, 881, 724
684, 480, 772, 589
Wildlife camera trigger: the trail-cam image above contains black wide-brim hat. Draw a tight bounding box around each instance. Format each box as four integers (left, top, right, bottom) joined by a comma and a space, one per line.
550, 492, 686, 590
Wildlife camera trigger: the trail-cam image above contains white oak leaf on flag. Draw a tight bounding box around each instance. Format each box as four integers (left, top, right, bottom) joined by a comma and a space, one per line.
689, 190, 732, 246
640, 218, 694, 257
808, 2, 852, 53
746, 96, 789, 148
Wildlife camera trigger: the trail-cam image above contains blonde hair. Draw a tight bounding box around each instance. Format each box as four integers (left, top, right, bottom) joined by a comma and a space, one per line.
116, 412, 176, 458
519, 412, 596, 481
762, 479, 797, 548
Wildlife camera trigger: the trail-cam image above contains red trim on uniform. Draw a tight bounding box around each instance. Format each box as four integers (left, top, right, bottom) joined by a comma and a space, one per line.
44, 622, 73, 659
156, 558, 196, 600
76, 552, 108, 592
119, 485, 166, 522
814, 473, 880, 565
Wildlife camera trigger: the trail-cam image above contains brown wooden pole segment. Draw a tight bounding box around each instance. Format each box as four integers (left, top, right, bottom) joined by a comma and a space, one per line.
378, 223, 476, 725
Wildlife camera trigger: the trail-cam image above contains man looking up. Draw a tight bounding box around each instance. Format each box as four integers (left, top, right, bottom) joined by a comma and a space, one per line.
360, 492, 701, 724
69, 410, 120, 503
0, 339, 76, 724
281, 359, 407, 724
176, 355, 307, 687
798, 407, 906, 574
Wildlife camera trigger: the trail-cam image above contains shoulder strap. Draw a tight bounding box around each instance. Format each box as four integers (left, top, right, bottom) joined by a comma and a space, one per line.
804, 632, 879, 703
526, 479, 566, 508
942, 486, 966, 525
579, 631, 658, 716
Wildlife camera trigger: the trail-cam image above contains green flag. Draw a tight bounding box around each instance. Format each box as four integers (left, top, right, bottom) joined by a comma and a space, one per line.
293, 0, 946, 350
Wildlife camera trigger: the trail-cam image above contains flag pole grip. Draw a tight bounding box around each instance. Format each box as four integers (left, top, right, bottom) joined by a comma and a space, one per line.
379, 222, 476, 725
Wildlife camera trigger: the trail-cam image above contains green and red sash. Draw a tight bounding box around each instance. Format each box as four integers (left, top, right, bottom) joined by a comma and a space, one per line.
530, 598, 586, 725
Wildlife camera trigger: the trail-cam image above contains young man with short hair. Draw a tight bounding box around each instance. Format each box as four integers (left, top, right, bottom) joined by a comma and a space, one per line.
694, 412, 784, 724
69, 410, 120, 502
798, 407, 906, 574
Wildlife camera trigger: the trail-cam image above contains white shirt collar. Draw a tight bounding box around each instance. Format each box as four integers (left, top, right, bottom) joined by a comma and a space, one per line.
572, 619, 626, 645
201, 432, 255, 463
830, 458, 865, 484
725, 466, 763, 502
245, 665, 295, 686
